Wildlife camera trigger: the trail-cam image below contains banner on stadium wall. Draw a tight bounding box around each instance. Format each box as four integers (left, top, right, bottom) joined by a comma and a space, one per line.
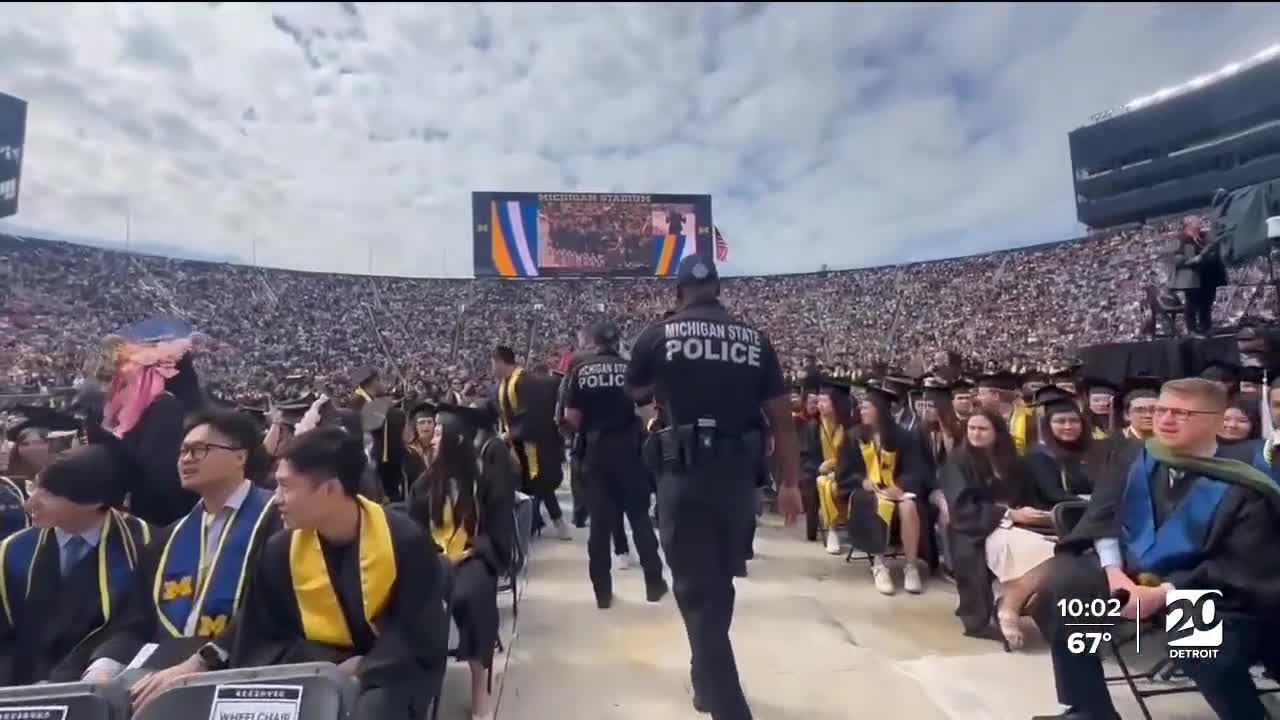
0, 92, 27, 219
471, 191, 714, 278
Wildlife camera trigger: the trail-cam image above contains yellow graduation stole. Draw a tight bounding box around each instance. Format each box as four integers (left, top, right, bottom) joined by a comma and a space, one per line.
498, 367, 540, 478
1092, 426, 1110, 440
432, 495, 471, 564
860, 440, 899, 526
289, 496, 396, 649
819, 419, 844, 466
1009, 406, 1031, 454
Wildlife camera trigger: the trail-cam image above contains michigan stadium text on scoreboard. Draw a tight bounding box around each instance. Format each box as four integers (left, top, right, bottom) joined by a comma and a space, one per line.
472, 191, 713, 279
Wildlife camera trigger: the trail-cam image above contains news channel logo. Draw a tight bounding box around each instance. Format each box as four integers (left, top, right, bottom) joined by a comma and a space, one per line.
1166, 589, 1222, 660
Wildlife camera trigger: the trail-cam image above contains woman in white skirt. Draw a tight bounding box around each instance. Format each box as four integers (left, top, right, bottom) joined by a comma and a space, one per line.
943, 409, 1056, 648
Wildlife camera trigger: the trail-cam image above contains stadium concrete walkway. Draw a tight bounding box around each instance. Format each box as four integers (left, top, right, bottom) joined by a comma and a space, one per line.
448, 487, 1236, 720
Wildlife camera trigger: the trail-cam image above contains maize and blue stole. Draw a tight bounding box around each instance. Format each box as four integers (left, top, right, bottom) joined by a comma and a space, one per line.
1122, 440, 1276, 578
0, 477, 28, 542
154, 486, 274, 638
0, 510, 148, 628
289, 495, 396, 650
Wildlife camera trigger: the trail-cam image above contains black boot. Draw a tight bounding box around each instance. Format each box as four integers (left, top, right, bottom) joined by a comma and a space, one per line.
646, 578, 669, 603
595, 592, 612, 609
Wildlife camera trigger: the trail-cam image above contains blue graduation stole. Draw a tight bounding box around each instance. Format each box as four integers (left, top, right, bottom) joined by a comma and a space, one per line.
0, 510, 149, 628
0, 477, 28, 542
154, 486, 273, 638
1121, 449, 1230, 577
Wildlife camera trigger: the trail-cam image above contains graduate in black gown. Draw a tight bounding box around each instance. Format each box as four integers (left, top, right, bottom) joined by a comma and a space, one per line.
493, 346, 568, 539
1, 406, 81, 542
97, 322, 204, 526
407, 403, 515, 720
0, 445, 150, 685
1029, 378, 1280, 720
846, 380, 929, 596
1218, 397, 1262, 462
1025, 386, 1094, 507
226, 427, 449, 720
89, 410, 282, 700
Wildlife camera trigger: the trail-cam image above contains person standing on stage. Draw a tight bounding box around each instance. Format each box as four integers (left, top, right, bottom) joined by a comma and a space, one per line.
626, 254, 803, 720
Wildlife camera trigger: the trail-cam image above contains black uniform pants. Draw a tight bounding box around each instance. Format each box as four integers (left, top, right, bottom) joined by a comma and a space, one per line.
1030, 552, 1278, 720
1183, 285, 1217, 334
583, 431, 665, 598
799, 474, 819, 542
658, 451, 757, 720
570, 455, 588, 527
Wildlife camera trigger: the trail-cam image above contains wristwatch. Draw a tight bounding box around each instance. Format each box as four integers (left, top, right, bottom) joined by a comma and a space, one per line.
197, 642, 229, 671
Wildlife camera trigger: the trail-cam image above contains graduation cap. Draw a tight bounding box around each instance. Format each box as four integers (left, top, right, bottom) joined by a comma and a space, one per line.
976, 371, 1019, 392
435, 402, 498, 438
951, 378, 975, 394
1122, 374, 1163, 405
1032, 385, 1078, 412
359, 396, 396, 433
1080, 376, 1121, 397
1021, 371, 1049, 387
4, 405, 81, 443
352, 366, 380, 388
113, 317, 195, 345
1199, 359, 1242, 385
410, 399, 438, 419
883, 375, 919, 397
1237, 365, 1264, 386
817, 376, 853, 398
921, 377, 953, 402
858, 379, 901, 406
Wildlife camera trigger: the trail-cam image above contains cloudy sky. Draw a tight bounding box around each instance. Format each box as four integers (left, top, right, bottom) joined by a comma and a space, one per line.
1, 2, 1277, 277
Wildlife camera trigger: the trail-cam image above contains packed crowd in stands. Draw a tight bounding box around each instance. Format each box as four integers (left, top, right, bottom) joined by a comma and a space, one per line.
2, 215, 1274, 402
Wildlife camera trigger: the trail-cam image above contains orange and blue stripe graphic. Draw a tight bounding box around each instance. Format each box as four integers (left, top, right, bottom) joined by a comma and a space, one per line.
652, 231, 695, 276
489, 200, 541, 277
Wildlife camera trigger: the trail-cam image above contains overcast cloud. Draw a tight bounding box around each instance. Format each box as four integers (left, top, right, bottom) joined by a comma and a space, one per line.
1, 2, 1277, 276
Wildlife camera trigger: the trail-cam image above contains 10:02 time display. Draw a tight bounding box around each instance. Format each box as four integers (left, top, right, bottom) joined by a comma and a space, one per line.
1057, 597, 1123, 619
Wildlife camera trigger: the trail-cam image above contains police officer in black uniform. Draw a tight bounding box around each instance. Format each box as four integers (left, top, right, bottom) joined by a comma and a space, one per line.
626, 254, 803, 720
563, 320, 670, 608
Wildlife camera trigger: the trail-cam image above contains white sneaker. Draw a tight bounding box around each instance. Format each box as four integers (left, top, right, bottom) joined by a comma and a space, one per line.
872, 558, 896, 595
554, 518, 573, 541
615, 553, 632, 571
824, 528, 842, 555
903, 561, 924, 594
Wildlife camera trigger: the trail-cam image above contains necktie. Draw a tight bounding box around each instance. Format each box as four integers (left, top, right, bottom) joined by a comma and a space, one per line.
61, 536, 91, 577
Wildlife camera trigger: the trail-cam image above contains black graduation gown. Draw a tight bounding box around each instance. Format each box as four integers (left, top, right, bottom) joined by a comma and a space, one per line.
1025, 448, 1092, 508
941, 456, 1037, 634
499, 370, 564, 496
229, 507, 449, 719
405, 437, 515, 667
796, 418, 821, 539
846, 425, 929, 555
113, 393, 197, 526
0, 513, 151, 685
1056, 447, 1280, 618
91, 503, 283, 671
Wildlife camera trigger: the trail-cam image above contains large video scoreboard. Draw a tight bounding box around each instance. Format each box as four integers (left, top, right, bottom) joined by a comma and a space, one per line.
472, 191, 713, 278
0, 92, 26, 219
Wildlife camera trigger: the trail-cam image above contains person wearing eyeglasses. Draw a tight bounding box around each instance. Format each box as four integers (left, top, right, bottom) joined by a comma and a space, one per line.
1028, 377, 1280, 720
87, 410, 282, 707
0, 445, 149, 686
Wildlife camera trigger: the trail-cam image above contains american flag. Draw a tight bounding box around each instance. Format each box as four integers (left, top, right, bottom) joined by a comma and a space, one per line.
713, 225, 729, 262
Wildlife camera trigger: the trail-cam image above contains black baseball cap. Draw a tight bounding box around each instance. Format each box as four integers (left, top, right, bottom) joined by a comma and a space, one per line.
675, 254, 719, 288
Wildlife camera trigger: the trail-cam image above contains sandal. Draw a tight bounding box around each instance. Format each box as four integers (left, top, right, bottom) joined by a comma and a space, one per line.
996, 601, 1024, 650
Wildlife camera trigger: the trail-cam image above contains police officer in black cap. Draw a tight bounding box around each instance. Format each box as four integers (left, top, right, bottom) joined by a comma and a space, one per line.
563, 319, 669, 608
626, 254, 803, 719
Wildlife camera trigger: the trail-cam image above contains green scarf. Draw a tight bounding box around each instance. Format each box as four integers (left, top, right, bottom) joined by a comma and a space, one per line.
1144, 439, 1280, 513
